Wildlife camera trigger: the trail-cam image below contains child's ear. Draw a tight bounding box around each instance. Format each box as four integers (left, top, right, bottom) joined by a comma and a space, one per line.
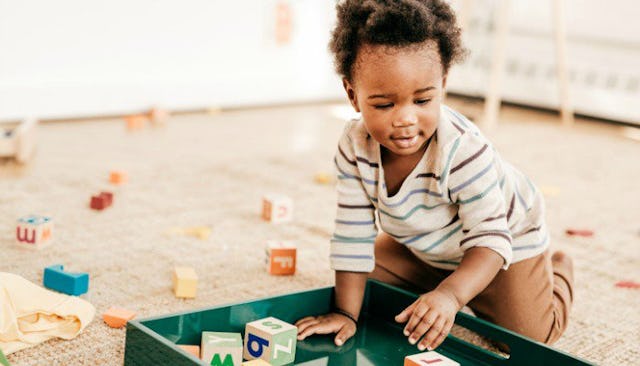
441, 75, 448, 94
342, 78, 360, 113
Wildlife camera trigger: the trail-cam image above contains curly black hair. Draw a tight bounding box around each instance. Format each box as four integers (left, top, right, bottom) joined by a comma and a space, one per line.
329, 0, 466, 82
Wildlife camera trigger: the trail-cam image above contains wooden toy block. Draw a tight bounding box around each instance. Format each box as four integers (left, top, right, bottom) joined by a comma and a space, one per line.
265, 241, 296, 275
201, 332, 242, 366
16, 215, 53, 249
173, 266, 198, 298
261, 194, 293, 224
109, 171, 128, 185
177, 345, 201, 359
565, 228, 594, 237
90, 191, 113, 210
0, 117, 37, 163
242, 360, 272, 365
404, 351, 460, 366
124, 115, 146, 131
43, 264, 89, 296
148, 107, 169, 126
103, 306, 136, 328
243, 317, 297, 366
314, 172, 333, 185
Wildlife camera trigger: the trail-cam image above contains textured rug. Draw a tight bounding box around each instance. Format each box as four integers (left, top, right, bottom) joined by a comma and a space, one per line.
1, 99, 638, 365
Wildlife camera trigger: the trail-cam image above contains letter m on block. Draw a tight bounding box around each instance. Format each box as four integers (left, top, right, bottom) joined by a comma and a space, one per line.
210, 353, 234, 366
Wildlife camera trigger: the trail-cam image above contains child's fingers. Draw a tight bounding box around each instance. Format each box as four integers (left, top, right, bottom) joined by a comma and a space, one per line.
408, 311, 439, 346
403, 302, 429, 336
428, 319, 453, 350
418, 317, 445, 351
334, 323, 356, 346
395, 301, 417, 324
296, 318, 321, 340
295, 316, 318, 327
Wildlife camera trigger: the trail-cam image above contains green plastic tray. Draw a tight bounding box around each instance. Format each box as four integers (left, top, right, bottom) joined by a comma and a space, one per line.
0, 348, 9, 366
124, 280, 594, 365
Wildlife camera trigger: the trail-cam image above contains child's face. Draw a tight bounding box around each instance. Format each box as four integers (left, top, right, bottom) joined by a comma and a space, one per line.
344, 42, 446, 159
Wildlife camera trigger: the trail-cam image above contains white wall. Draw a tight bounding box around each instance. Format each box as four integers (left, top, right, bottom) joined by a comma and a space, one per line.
0, 0, 343, 120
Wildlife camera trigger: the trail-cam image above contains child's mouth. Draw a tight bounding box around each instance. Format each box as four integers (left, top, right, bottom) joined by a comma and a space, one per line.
392, 135, 419, 149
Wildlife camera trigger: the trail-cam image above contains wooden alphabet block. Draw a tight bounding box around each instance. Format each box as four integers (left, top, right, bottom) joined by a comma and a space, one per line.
242, 360, 272, 365
177, 345, 201, 359
109, 171, 128, 185
103, 306, 136, 328
90, 191, 113, 210
172, 266, 198, 298
265, 241, 296, 275
0, 118, 37, 163
124, 115, 146, 131
148, 107, 169, 126
201, 332, 242, 366
261, 194, 293, 224
43, 264, 89, 296
16, 215, 53, 249
404, 351, 460, 366
243, 317, 297, 366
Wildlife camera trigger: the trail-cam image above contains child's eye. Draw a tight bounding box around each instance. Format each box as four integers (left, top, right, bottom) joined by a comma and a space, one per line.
415, 99, 431, 105
373, 103, 393, 110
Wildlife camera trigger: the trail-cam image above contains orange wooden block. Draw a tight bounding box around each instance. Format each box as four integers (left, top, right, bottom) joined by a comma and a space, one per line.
103, 307, 136, 328
109, 171, 128, 185
178, 345, 201, 358
266, 241, 296, 275
125, 115, 146, 131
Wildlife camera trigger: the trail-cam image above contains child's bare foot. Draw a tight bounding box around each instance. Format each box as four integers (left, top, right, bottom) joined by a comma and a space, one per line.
551, 251, 574, 301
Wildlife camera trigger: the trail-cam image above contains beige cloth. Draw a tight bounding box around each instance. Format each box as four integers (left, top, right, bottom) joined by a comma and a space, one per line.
0, 272, 95, 355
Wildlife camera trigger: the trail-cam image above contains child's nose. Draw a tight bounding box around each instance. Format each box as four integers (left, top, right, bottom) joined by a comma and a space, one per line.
392, 112, 417, 127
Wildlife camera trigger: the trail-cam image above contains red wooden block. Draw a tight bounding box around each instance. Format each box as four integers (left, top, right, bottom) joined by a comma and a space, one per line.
100, 191, 113, 207
565, 228, 594, 237
615, 281, 640, 289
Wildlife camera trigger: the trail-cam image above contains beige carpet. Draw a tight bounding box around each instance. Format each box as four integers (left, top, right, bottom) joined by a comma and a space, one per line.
1, 99, 639, 365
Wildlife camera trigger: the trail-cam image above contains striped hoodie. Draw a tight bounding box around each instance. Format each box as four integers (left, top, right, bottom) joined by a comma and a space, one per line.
330, 105, 548, 272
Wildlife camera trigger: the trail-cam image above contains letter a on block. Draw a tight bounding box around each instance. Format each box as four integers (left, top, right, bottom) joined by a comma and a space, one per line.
247, 334, 269, 358
210, 353, 234, 366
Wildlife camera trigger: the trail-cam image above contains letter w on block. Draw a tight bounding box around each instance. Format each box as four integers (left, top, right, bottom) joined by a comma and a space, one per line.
16, 227, 35, 243
210, 354, 234, 366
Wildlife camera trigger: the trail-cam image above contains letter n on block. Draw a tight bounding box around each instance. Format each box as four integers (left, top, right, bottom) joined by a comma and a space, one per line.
404, 351, 460, 366
201, 332, 242, 366
243, 317, 297, 366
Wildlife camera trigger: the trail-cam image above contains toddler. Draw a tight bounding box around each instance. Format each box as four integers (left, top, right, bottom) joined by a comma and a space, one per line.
295, 0, 574, 353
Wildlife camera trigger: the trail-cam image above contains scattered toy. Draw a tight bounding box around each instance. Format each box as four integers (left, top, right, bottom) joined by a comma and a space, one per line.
16, 215, 53, 249
0, 117, 37, 163
178, 345, 201, 359
261, 194, 293, 224
565, 228, 594, 237
265, 241, 296, 276
90, 191, 113, 210
314, 172, 333, 185
165, 226, 211, 240
103, 307, 136, 328
405, 351, 460, 366
124, 115, 146, 131
615, 280, 640, 289
109, 171, 128, 185
43, 264, 89, 296
243, 317, 297, 365
173, 266, 198, 299
201, 332, 243, 366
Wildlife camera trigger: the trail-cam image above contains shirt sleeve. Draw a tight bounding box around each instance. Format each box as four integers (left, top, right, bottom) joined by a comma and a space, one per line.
446, 136, 513, 269
330, 123, 378, 273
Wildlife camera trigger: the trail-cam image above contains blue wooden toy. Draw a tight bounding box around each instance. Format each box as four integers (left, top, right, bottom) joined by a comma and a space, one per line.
43, 264, 89, 296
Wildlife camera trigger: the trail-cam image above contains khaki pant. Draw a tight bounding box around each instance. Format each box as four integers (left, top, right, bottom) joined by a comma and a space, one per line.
369, 233, 574, 344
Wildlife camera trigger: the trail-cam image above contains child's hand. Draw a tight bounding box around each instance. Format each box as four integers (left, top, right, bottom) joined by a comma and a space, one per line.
295, 313, 357, 346
395, 289, 461, 351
